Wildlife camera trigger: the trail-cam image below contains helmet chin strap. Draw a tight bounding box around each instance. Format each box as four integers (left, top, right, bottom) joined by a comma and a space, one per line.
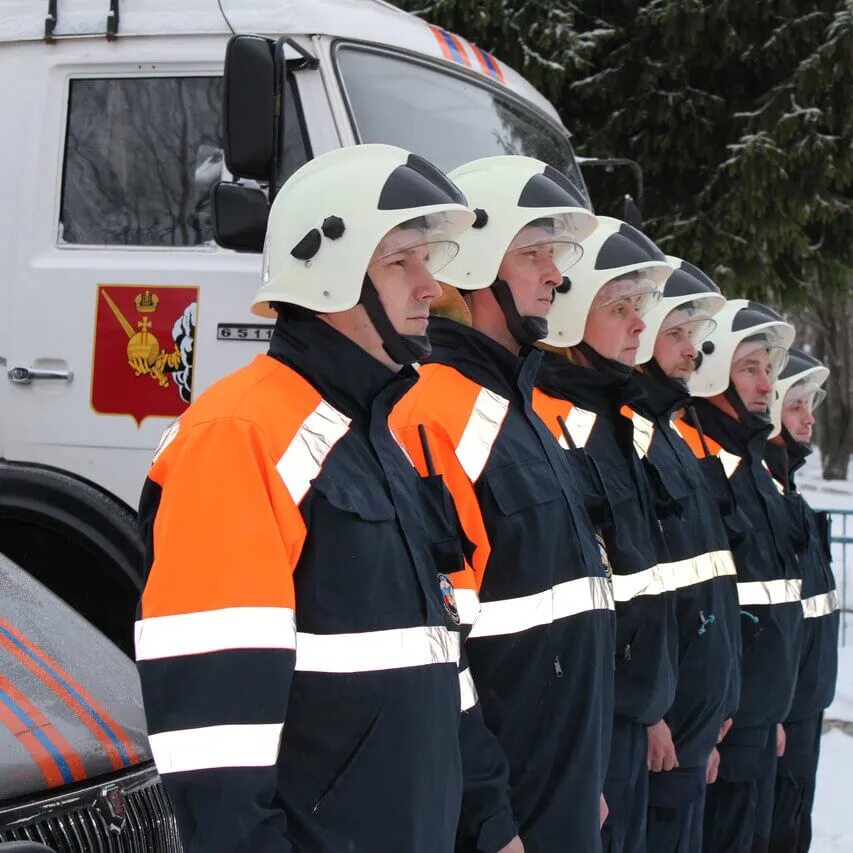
490, 277, 548, 346
359, 275, 431, 366
575, 340, 634, 382
723, 384, 771, 429
649, 357, 690, 392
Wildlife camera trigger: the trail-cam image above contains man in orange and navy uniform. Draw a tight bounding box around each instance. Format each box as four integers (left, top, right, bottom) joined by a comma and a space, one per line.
533, 216, 677, 853
391, 156, 616, 852
134, 145, 521, 853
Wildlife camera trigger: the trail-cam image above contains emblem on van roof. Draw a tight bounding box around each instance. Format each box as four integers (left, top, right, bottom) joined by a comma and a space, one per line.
91, 284, 198, 426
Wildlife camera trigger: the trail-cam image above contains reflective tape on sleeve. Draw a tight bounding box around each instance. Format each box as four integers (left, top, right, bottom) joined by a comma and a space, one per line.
135, 607, 297, 661
277, 400, 351, 504
294, 625, 460, 673
737, 578, 803, 606
455, 388, 509, 482
459, 667, 478, 711
612, 551, 737, 601
469, 576, 613, 639
802, 589, 840, 619
453, 588, 481, 627
149, 722, 283, 773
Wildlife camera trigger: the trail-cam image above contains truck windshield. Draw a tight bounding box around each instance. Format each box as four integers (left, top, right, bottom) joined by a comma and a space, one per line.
336, 45, 589, 205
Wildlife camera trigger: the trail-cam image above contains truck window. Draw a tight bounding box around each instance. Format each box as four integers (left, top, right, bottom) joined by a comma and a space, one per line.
336, 45, 588, 204
59, 76, 224, 247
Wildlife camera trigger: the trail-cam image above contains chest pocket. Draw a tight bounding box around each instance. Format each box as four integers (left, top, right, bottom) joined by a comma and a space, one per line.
304, 476, 403, 621
486, 458, 562, 515
643, 458, 692, 520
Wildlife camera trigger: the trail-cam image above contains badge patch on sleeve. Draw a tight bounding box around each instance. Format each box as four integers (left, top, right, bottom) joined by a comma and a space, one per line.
438, 573, 461, 626
91, 285, 199, 425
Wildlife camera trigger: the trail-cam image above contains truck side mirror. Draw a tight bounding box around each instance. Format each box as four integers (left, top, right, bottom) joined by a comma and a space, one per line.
211, 182, 269, 252
223, 34, 276, 181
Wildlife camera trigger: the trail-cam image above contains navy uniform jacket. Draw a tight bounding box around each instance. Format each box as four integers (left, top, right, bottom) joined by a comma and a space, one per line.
765, 440, 840, 721
628, 371, 741, 768
689, 400, 804, 729
136, 315, 514, 853
534, 352, 677, 727
392, 318, 615, 852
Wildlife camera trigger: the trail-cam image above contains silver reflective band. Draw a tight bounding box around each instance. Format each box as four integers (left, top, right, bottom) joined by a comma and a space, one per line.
152, 420, 181, 464
611, 550, 736, 602
719, 449, 741, 479
556, 406, 597, 450
277, 400, 351, 505
737, 578, 803, 606
630, 412, 655, 458
469, 576, 614, 639
455, 388, 510, 482
454, 588, 481, 627
459, 667, 478, 712
762, 461, 786, 494
150, 723, 284, 773
294, 625, 460, 673
802, 589, 840, 619
135, 606, 297, 661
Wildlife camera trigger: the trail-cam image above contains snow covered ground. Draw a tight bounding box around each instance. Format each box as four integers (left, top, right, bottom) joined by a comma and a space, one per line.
797, 453, 852, 852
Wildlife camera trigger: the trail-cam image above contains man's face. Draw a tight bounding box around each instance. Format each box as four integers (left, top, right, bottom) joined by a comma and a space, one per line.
366, 226, 443, 336
730, 346, 775, 413
653, 309, 699, 380
497, 226, 564, 321
583, 278, 648, 365
782, 386, 817, 443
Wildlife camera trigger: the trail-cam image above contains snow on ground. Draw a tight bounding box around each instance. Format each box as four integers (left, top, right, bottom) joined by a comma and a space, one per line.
812, 729, 853, 852
826, 646, 853, 723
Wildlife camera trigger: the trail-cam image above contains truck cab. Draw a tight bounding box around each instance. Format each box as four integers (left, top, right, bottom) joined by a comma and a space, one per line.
0, 0, 589, 652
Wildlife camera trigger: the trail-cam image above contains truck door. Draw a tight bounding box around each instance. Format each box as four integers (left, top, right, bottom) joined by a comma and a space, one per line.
5, 46, 318, 510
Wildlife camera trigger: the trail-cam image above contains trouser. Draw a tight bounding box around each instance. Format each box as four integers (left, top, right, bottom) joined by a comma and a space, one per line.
767, 714, 822, 853
703, 724, 777, 853
602, 717, 648, 853
646, 764, 706, 852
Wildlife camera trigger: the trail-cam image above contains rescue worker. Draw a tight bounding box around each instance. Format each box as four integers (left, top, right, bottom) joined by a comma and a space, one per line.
765, 350, 839, 852
628, 259, 741, 851
673, 299, 799, 853
390, 155, 617, 852
533, 216, 677, 853
134, 144, 523, 853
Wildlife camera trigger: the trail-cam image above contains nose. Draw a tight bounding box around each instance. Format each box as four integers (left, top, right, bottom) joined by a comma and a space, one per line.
542, 257, 562, 288
683, 341, 698, 360
804, 409, 816, 426
415, 264, 443, 300
632, 313, 646, 335
757, 374, 773, 394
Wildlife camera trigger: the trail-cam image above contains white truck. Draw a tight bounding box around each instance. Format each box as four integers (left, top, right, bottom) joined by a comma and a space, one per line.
0, 0, 591, 652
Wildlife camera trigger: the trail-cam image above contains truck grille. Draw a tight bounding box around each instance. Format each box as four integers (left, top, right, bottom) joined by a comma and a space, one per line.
0, 763, 182, 852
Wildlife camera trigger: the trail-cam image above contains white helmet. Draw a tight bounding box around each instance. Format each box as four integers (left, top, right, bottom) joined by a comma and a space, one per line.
688, 299, 795, 398
636, 256, 727, 365
543, 216, 673, 347
769, 349, 829, 439
253, 144, 474, 318
439, 155, 597, 291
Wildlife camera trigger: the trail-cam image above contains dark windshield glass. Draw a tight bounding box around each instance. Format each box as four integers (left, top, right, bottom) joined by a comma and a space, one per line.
336, 45, 589, 206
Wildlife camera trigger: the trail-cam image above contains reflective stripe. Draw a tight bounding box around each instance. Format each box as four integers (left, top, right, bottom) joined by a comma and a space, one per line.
613, 551, 737, 601
455, 388, 509, 481
294, 626, 460, 673
802, 589, 840, 619
719, 449, 741, 479
631, 412, 655, 458
454, 588, 481, 627
557, 406, 597, 450
135, 607, 297, 661
762, 461, 786, 494
737, 578, 803, 606
277, 400, 351, 504
149, 723, 283, 773
459, 667, 478, 712
469, 576, 614, 639
152, 420, 180, 464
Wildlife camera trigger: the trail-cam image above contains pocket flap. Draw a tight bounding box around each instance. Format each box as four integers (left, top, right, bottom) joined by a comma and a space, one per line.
486, 459, 561, 515
312, 477, 396, 522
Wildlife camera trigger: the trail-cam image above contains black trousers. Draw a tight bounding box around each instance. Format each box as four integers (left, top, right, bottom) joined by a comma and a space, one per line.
767, 714, 822, 853
646, 764, 706, 852
703, 724, 777, 853
602, 718, 648, 853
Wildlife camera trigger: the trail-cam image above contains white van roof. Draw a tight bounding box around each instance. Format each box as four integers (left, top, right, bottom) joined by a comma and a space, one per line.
0, 0, 560, 121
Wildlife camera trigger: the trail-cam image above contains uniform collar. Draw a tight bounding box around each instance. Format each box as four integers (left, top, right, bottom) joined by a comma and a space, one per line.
630, 368, 690, 419
692, 396, 772, 455
268, 313, 417, 422
426, 316, 533, 398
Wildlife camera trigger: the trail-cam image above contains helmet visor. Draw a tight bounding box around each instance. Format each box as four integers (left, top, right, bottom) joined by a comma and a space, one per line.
659, 304, 717, 347
591, 276, 662, 318
506, 217, 583, 273
784, 381, 827, 416
732, 336, 790, 381
373, 213, 467, 275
